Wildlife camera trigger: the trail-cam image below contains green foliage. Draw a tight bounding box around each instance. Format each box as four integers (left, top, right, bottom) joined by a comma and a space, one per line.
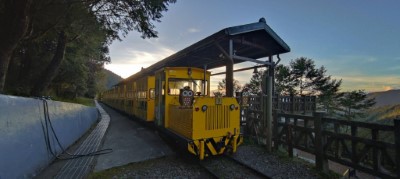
2, 0, 174, 98
217, 78, 243, 95
276, 57, 341, 97
242, 57, 342, 115
275, 64, 296, 95
361, 104, 400, 124
289, 57, 319, 95
52, 96, 95, 107
89, 0, 176, 39
250, 57, 342, 114
102, 69, 123, 89
335, 90, 376, 120
244, 69, 265, 94
313, 66, 342, 115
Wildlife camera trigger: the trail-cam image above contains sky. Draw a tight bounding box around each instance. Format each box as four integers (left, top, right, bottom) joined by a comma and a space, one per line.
105, 0, 400, 92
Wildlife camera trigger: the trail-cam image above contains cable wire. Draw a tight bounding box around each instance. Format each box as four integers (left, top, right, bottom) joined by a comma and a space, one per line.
40, 98, 112, 160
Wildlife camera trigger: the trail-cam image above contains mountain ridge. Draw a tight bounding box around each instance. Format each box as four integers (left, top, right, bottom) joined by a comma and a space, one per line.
103, 68, 123, 89
368, 89, 400, 107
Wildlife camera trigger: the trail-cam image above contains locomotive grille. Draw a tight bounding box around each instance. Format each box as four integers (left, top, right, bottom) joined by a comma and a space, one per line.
205, 105, 230, 130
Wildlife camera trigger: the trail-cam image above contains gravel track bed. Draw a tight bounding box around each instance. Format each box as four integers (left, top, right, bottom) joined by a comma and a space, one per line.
201, 156, 265, 178
232, 145, 319, 179
91, 145, 321, 178
90, 155, 214, 178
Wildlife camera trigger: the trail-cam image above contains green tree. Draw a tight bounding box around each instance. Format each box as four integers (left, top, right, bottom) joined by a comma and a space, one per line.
336, 90, 376, 120
88, 0, 176, 39
313, 66, 342, 114
218, 78, 242, 95
274, 57, 321, 96
244, 69, 265, 94
0, 0, 175, 94
30, 1, 109, 96
275, 64, 296, 95
289, 57, 320, 95
0, 0, 32, 93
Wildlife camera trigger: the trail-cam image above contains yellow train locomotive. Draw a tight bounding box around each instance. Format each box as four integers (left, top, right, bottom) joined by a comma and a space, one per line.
102, 67, 242, 160
155, 67, 242, 159
101, 18, 290, 160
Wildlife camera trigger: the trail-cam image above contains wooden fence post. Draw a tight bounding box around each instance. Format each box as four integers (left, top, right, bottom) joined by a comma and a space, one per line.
351, 124, 358, 164
273, 109, 279, 151
287, 124, 293, 158
314, 112, 328, 172
311, 96, 316, 112
371, 129, 379, 172
290, 94, 294, 113
302, 95, 306, 114
394, 119, 400, 178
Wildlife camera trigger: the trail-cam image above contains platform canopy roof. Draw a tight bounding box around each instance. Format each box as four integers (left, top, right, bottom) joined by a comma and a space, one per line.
122, 18, 290, 83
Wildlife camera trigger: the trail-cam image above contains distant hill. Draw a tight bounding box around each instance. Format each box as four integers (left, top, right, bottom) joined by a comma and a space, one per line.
368, 89, 400, 107
360, 89, 400, 124
364, 104, 400, 124
103, 69, 123, 89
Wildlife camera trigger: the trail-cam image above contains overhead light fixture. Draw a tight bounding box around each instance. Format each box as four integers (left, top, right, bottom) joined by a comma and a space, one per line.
253, 67, 258, 74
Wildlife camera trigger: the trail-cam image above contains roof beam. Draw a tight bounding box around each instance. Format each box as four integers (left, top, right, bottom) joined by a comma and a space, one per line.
211, 65, 267, 76
234, 38, 267, 51
232, 55, 272, 65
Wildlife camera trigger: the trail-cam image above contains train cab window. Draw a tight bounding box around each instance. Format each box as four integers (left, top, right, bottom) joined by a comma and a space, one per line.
168, 78, 207, 96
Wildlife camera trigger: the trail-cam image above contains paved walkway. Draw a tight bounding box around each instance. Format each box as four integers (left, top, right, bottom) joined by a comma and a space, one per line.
93, 104, 173, 171
54, 101, 110, 178
36, 102, 173, 178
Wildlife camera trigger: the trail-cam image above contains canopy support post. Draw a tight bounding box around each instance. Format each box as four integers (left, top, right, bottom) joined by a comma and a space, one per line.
266, 56, 274, 152
215, 40, 234, 97
226, 39, 234, 97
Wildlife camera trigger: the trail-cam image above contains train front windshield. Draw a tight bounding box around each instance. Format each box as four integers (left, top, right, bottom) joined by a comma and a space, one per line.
168, 78, 208, 96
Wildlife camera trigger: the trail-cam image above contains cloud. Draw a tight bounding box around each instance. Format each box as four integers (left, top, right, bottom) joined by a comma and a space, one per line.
335, 74, 400, 92
106, 46, 175, 78
388, 65, 400, 71
124, 48, 175, 65
332, 55, 379, 63
187, 28, 200, 33
208, 62, 265, 91
383, 86, 393, 91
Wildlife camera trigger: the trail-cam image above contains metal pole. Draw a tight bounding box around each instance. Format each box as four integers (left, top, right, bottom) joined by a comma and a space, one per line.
203, 65, 207, 95
266, 56, 273, 152
226, 39, 234, 97
266, 75, 273, 152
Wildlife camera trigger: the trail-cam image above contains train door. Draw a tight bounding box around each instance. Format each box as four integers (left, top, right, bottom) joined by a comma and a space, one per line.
155, 71, 165, 126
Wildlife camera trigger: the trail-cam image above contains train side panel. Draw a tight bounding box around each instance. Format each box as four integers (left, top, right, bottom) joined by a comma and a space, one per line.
147, 76, 155, 121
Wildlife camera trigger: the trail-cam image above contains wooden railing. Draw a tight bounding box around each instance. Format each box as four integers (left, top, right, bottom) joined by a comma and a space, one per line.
273, 112, 400, 178
239, 95, 316, 125
238, 94, 316, 144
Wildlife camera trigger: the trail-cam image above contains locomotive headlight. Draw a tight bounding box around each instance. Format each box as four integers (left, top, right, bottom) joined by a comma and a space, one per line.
201, 105, 207, 112
230, 104, 235, 111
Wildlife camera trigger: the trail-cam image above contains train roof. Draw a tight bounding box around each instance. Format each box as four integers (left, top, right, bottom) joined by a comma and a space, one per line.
119, 18, 290, 85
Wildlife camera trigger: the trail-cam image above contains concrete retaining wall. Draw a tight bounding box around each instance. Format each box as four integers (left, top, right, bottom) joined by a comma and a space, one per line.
0, 95, 98, 179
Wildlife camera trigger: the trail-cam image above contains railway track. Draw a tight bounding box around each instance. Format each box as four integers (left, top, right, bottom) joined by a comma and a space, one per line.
200, 155, 271, 178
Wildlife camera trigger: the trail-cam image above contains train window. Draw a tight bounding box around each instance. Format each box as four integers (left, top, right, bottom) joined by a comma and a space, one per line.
136, 91, 147, 99
149, 88, 155, 99
168, 78, 208, 96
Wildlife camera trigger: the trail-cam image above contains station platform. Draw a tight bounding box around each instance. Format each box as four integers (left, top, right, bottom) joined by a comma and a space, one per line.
93, 104, 173, 172
36, 102, 173, 178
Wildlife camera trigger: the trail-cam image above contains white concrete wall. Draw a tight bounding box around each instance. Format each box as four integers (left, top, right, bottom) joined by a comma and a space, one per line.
0, 95, 98, 179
